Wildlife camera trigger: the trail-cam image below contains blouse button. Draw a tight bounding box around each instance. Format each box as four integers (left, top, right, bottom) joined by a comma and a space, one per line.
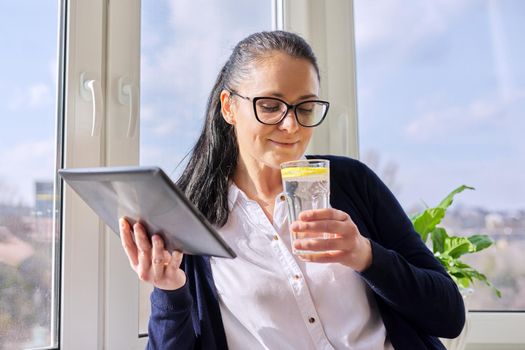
279, 194, 286, 201
308, 317, 315, 324
273, 235, 279, 241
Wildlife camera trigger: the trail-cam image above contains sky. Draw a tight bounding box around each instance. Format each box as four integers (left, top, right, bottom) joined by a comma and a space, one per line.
0, 1, 58, 206
139, 0, 271, 175
0, 0, 523, 213
354, 0, 525, 212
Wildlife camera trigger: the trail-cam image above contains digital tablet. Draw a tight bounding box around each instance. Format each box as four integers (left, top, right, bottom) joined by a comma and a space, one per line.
58, 166, 236, 258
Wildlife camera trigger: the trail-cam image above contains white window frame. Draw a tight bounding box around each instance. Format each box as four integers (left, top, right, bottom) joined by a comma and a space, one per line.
282, 0, 525, 349
60, 0, 146, 348
60, 0, 107, 348
103, 0, 145, 348
282, 0, 359, 158
60, 0, 524, 348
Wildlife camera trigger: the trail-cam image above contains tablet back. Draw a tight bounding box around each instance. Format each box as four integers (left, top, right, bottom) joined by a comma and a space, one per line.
59, 166, 235, 258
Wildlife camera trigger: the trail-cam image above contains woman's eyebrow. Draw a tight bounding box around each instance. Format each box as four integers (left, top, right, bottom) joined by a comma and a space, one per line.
269, 92, 319, 100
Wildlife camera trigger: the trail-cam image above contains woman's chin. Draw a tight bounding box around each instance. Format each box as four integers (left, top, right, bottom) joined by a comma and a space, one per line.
270, 152, 304, 167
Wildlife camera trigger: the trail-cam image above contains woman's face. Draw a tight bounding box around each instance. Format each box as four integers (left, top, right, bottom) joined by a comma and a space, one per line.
221, 51, 320, 171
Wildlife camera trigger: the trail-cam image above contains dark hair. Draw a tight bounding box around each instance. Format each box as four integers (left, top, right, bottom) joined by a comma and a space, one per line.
176, 30, 320, 227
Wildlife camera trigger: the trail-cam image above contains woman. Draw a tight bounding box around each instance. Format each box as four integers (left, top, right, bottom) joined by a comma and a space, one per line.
119, 31, 465, 349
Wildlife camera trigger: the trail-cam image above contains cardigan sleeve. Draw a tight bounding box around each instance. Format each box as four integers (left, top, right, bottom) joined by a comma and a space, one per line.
355, 161, 466, 339
147, 283, 196, 350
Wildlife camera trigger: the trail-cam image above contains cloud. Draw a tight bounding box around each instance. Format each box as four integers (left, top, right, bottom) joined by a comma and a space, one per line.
404, 100, 489, 141
354, 0, 475, 88
151, 119, 179, 137
0, 139, 55, 205
141, 103, 199, 137
355, 0, 473, 50
28, 84, 51, 106
140, 104, 155, 122
404, 91, 525, 142
0, 176, 23, 205
140, 144, 189, 179
140, 144, 164, 162
8, 83, 53, 111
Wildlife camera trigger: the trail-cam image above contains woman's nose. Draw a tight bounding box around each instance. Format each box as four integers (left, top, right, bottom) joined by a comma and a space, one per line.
279, 109, 299, 132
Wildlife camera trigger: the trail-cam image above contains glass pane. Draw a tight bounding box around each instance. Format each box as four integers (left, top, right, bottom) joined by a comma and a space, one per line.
0, 0, 60, 348
139, 0, 272, 334
355, 0, 525, 311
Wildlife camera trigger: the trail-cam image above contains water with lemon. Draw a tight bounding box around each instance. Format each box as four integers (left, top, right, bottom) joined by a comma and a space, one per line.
281, 160, 330, 254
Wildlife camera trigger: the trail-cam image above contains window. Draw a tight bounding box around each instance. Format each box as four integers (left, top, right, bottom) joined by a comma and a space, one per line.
354, 0, 525, 311
0, 1, 60, 348
8, 0, 522, 348
139, 0, 273, 333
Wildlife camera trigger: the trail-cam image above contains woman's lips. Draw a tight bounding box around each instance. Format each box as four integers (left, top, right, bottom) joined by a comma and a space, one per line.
269, 140, 298, 147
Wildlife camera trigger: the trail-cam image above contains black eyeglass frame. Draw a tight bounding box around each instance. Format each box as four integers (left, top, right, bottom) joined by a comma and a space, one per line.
229, 90, 330, 127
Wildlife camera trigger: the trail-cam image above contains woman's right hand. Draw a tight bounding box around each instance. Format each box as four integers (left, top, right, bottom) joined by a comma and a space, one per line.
119, 218, 186, 291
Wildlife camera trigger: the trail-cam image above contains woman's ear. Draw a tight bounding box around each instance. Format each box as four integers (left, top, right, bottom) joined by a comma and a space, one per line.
220, 90, 236, 125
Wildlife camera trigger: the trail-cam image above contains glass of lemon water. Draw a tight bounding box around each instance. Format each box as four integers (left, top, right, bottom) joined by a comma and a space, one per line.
280, 159, 330, 255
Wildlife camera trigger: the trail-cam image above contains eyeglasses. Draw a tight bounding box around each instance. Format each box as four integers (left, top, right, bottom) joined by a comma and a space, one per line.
229, 90, 329, 127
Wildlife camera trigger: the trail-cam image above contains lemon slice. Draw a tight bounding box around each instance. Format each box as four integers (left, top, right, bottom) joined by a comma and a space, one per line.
281, 167, 328, 179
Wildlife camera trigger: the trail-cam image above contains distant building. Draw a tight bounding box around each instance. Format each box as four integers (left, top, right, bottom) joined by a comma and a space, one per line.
485, 213, 505, 230
33, 181, 55, 241
35, 181, 53, 218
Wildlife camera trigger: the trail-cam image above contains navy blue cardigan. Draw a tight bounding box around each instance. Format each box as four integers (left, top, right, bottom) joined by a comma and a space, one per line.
147, 155, 465, 349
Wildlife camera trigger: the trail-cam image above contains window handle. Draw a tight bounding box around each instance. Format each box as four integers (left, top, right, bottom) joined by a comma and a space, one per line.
80, 73, 104, 137
118, 77, 139, 138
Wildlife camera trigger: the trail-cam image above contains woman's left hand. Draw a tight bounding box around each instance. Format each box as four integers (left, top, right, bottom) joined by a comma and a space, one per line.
289, 208, 373, 272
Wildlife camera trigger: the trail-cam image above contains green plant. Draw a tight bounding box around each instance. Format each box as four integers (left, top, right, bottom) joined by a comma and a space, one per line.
410, 185, 501, 297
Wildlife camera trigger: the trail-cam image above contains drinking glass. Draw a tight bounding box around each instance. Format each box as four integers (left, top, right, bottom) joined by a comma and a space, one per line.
280, 159, 330, 255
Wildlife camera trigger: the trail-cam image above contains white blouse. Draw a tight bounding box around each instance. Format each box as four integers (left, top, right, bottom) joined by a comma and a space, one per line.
210, 183, 393, 350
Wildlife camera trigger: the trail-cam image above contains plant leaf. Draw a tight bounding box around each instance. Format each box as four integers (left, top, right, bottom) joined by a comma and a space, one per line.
462, 269, 502, 298
468, 234, 494, 252
437, 185, 475, 211
410, 185, 501, 298
411, 207, 446, 242
435, 252, 502, 297
430, 227, 448, 254
444, 236, 473, 258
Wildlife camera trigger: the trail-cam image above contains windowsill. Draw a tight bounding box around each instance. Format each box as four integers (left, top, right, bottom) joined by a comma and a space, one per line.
466, 312, 525, 348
